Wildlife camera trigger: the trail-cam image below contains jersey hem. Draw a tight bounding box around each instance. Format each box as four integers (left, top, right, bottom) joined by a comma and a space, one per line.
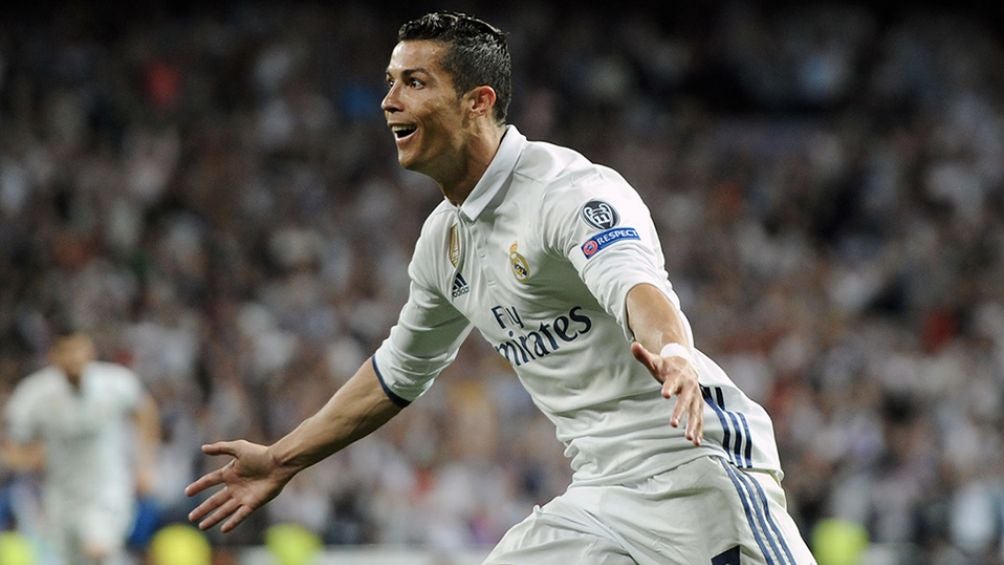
569, 446, 782, 488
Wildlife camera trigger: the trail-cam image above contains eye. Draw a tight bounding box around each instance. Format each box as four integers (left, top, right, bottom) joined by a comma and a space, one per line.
408, 78, 424, 88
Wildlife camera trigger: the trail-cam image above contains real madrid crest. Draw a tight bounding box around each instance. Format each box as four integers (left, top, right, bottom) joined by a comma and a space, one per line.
509, 242, 530, 282
448, 224, 461, 267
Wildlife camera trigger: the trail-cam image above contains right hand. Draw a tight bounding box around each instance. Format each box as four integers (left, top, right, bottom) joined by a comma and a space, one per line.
630, 342, 704, 446
185, 440, 291, 533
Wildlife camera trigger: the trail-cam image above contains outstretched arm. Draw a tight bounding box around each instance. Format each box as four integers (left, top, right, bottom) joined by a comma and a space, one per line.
1, 439, 45, 473
185, 358, 402, 532
626, 283, 704, 446
133, 392, 160, 494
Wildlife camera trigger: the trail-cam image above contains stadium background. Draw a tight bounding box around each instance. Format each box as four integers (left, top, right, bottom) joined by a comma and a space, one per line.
1, 1, 1002, 563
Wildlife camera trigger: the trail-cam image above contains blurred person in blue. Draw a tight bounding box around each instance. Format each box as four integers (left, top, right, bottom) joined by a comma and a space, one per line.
2, 326, 161, 565
187, 11, 815, 564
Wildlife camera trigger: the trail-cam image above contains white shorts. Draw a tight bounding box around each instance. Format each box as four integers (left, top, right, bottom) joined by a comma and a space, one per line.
46, 499, 132, 565
484, 456, 816, 565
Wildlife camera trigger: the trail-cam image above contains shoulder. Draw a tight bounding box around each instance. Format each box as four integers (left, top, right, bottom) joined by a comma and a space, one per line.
90, 363, 145, 407
515, 140, 637, 204
90, 361, 137, 378
90, 362, 141, 389
530, 162, 642, 233
512, 139, 599, 189
7, 368, 61, 408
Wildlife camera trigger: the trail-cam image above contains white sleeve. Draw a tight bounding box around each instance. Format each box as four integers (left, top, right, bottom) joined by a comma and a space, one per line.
372, 232, 473, 406
539, 169, 693, 345
5, 378, 42, 444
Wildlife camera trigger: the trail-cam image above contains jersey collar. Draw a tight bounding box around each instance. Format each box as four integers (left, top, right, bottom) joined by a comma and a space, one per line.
459, 125, 526, 222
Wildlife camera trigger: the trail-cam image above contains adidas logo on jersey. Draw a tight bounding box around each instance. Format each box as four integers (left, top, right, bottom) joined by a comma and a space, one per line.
451, 272, 470, 298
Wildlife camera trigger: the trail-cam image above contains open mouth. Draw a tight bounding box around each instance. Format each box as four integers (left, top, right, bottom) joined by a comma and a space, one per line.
391, 124, 417, 140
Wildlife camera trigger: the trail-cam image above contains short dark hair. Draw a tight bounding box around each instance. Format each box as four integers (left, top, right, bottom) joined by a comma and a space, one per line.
398, 11, 511, 125
48, 311, 81, 340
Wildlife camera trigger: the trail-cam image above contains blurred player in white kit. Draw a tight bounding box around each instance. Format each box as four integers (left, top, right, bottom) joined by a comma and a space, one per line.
3, 328, 160, 565
187, 11, 816, 564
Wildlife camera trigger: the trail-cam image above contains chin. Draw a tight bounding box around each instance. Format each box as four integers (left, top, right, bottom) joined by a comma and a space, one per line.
397, 155, 425, 173
395, 150, 412, 168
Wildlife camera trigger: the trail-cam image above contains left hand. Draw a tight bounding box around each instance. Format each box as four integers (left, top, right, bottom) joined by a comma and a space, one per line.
185, 440, 290, 533
631, 342, 704, 446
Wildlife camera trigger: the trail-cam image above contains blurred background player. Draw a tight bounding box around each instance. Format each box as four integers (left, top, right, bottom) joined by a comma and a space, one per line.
2, 328, 161, 565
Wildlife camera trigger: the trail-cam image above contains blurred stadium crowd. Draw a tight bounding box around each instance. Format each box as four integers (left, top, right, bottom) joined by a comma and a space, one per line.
1, 2, 1002, 563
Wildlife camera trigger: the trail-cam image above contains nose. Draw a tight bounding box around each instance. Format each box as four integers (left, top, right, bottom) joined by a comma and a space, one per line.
381, 83, 402, 114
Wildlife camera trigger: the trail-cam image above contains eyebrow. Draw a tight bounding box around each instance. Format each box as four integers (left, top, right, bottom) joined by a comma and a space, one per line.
386, 67, 432, 78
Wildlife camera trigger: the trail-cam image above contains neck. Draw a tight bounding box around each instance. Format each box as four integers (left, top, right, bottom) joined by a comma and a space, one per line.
437, 123, 505, 206
64, 371, 84, 391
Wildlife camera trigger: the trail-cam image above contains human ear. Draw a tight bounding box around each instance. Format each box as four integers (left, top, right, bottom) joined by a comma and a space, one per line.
467, 85, 497, 119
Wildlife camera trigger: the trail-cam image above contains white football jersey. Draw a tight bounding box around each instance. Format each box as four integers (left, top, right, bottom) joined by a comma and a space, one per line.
5, 361, 143, 512
374, 126, 782, 485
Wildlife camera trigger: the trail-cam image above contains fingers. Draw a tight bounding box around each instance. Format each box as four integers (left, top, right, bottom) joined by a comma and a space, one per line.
186, 441, 243, 498
661, 369, 704, 447
197, 497, 241, 531
201, 440, 241, 457
186, 440, 256, 533
630, 342, 659, 374
634, 341, 706, 446
673, 387, 704, 446
185, 466, 226, 498
186, 442, 241, 498
661, 376, 677, 399
669, 381, 687, 425
686, 397, 704, 447
660, 357, 692, 399
221, 504, 255, 533
188, 485, 231, 523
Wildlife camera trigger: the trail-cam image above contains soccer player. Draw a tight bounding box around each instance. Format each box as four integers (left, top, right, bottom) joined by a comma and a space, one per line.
187, 11, 816, 564
2, 329, 161, 565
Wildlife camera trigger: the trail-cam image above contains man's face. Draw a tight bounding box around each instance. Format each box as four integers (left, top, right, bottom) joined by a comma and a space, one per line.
50, 334, 96, 380
382, 40, 468, 174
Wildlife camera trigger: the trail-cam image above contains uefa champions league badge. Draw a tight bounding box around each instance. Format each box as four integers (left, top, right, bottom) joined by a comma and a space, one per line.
581, 200, 619, 230
509, 242, 530, 282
